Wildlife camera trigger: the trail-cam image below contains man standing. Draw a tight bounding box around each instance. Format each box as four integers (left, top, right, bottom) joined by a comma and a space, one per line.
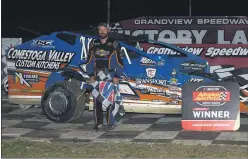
86, 22, 123, 130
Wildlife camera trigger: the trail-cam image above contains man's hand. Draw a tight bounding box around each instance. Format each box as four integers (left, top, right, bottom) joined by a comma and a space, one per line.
90, 76, 95, 83
113, 77, 119, 84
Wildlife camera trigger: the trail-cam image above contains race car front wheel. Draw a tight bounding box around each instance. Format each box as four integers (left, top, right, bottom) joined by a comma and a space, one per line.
41, 79, 86, 123
2, 77, 8, 94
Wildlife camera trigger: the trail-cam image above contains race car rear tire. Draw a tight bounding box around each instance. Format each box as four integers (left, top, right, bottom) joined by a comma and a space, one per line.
41, 79, 86, 123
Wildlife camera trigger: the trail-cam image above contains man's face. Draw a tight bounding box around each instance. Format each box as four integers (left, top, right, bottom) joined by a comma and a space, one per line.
98, 26, 109, 39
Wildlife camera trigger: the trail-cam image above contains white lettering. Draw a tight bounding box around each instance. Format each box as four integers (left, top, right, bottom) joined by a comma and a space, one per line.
146, 46, 204, 56
232, 30, 248, 44
177, 30, 192, 43
218, 30, 248, 44
191, 30, 207, 44
145, 30, 158, 40
158, 30, 177, 42
134, 18, 193, 25
193, 111, 230, 118
7, 49, 74, 70
218, 30, 230, 44
48, 50, 75, 62
197, 18, 248, 25
205, 47, 248, 58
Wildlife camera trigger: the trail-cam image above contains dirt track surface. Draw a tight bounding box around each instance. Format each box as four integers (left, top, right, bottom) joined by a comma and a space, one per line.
2, 138, 248, 158
2, 99, 248, 147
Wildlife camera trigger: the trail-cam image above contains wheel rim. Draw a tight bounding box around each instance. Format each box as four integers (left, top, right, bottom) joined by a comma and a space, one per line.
48, 91, 68, 115
3, 80, 8, 92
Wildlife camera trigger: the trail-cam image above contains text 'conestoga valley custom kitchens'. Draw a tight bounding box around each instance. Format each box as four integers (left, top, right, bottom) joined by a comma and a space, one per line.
7, 48, 75, 70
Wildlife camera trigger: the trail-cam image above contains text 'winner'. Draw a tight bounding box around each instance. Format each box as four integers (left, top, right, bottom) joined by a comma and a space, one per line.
7, 48, 75, 70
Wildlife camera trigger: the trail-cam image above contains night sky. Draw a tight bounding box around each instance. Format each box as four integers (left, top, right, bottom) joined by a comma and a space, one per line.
2, 0, 247, 38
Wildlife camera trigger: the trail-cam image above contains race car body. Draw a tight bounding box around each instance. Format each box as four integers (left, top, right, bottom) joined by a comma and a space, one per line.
6, 30, 248, 122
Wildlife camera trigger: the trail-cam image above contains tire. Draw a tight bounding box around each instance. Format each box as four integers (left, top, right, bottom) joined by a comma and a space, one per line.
3, 78, 8, 94
41, 79, 86, 123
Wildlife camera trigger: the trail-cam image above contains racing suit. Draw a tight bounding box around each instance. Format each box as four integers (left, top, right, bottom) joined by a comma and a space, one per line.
86, 38, 123, 127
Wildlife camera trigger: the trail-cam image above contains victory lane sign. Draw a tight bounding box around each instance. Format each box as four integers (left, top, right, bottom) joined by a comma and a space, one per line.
181, 82, 240, 131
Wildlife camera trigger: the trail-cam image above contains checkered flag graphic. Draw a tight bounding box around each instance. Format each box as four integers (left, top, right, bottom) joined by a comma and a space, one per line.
110, 22, 123, 32
210, 65, 248, 105
220, 92, 228, 100
1, 38, 22, 82
82, 69, 125, 121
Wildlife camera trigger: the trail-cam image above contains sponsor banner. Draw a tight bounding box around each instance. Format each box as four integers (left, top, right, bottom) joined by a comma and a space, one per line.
110, 16, 248, 44
110, 16, 248, 69
182, 82, 240, 131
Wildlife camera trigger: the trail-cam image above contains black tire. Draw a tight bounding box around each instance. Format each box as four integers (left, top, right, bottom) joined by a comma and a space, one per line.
3, 78, 8, 94
41, 79, 86, 123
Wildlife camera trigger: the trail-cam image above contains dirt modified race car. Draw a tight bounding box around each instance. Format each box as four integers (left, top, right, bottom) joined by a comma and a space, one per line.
6, 30, 248, 123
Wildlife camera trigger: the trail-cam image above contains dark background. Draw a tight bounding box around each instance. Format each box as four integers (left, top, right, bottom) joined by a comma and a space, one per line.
2, 0, 247, 39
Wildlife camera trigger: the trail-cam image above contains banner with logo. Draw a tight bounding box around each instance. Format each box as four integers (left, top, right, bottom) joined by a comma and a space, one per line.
110, 16, 248, 68
182, 82, 240, 131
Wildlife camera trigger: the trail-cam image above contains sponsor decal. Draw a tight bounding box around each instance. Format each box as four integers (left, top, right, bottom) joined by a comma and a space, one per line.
31, 40, 55, 48
30, 89, 43, 93
7, 48, 75, 70
14, 72, 39, 87
147, 46, 204, 56
168, 100, 179, 104
192, 86, 230, 106
170, 94, 179, 99
171, 69, 177, 76
139, 86, 166, 95
119, 83, 136, 95
140, 89, 149, 94
147, 87, 166, 95
169, 86, 180, 91
140, 57, 156, 66
189, 78, 204, 82
145, 46, 248, 58
10, 89, 20, 92
20, 89, 29, 92
136, 78, 167, 86
95, 49, 110, 57
169, 78, 179, 85
146, 68, 156, 78
157, 61, 165, 66
152, 99, 164, 102
181, 62, 206, 70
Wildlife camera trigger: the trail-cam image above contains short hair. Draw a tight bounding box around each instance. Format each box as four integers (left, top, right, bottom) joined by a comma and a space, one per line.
97, 22, 110, 29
